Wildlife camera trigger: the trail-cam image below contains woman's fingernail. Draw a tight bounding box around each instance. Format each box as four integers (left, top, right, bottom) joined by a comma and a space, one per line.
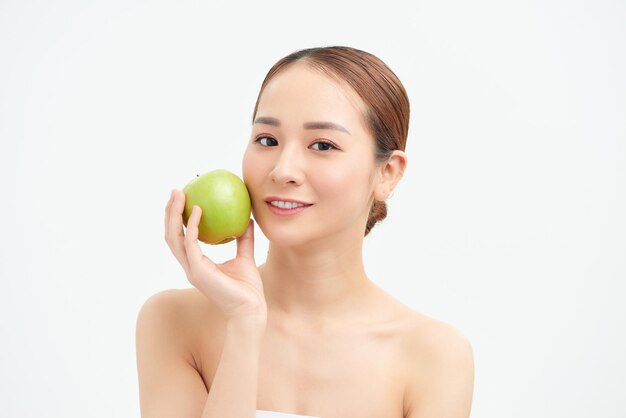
170, 190, 175, 200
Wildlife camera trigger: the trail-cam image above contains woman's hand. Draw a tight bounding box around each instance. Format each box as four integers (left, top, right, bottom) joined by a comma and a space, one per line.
164, 189, 267, 324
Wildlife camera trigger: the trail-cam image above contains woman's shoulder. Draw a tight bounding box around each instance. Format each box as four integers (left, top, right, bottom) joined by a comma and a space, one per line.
373, 289, 472, 371
138, 287, 221, 325
391, 303, 474, 414
139, 287, 210, 308
136, 288, 229, 407
137, 288, 222, 346
376, 285, 467, 348
371, 285, 471, 348
398, 308, 472, 357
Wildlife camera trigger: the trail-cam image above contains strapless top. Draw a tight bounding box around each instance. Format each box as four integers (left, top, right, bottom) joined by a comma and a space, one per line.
256, 410, 321, 418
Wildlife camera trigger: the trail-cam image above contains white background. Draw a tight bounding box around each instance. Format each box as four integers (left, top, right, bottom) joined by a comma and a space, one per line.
1, 0, 625, 417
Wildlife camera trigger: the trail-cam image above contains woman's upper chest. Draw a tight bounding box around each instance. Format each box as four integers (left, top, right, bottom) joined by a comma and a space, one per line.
195, 314, 412, 418
256, 322, 408, 418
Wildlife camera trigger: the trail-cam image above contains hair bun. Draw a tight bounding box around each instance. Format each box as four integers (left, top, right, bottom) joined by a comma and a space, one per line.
365, 200, 387, 236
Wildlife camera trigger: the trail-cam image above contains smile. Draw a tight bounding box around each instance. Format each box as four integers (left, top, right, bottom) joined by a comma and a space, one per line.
269, 200, 307, 209
265, 197, 312, 216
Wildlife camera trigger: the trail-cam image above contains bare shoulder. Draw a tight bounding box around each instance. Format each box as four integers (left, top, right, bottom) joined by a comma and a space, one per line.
135, 288, 224, 417
371, 286, 473, 355
399, 310, 473, 362
137, 287, 214, 318
137, 287, 211, 329
397, 309, 475, 417
136, 288, 220, 367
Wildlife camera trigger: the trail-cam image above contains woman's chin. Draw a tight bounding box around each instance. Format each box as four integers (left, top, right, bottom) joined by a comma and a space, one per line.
257, 223, 320, 248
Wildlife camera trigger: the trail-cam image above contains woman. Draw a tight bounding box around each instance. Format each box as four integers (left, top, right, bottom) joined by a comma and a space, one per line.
136, 46, 474, 418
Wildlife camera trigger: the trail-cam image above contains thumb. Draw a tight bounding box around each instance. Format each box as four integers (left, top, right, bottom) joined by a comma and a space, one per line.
235, 219, 255, 262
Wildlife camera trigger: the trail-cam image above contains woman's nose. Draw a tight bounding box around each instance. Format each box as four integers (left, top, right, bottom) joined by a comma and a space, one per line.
270, 146, 304, 186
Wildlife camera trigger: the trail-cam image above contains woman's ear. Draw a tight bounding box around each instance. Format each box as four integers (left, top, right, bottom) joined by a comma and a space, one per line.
374, 150, 407, 201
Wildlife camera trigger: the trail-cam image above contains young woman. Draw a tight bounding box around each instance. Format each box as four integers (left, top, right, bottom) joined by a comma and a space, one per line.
137, 46, 474, 418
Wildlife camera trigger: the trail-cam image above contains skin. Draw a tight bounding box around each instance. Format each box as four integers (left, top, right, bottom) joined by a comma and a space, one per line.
138, 62, 474, 418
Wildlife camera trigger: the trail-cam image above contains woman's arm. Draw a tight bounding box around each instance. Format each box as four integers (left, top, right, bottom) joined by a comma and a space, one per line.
136, 290, 266, 418
136, 291, 209, 417
139, 190, 268, 416
202, 318, 265, 418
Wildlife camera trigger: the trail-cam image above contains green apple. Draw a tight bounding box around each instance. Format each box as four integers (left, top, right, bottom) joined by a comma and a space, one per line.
182, 169, 251, 245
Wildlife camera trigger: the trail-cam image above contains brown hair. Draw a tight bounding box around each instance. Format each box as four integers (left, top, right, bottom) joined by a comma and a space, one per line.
251, 46, 410, 236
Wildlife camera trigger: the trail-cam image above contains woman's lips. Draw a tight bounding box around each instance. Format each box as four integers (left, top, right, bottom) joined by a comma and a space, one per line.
265, 198, 311, 216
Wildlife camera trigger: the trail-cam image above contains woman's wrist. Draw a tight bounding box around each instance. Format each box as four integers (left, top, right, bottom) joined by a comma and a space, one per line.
226, 315, 267, 338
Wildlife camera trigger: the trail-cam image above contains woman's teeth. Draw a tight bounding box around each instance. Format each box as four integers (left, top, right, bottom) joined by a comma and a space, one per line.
270, 201, 306, 209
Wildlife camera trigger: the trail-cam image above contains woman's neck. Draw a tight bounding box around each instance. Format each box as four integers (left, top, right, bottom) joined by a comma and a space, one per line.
258, 236, 377, 332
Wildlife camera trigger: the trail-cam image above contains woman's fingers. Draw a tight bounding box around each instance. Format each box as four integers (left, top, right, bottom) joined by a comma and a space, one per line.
165, 190, 191, 274
183, 206, 203, 264
164, 194, 265, 320
236, 219, 256, 263
183, 206, 220, 281
168, 190, 185, 241
164, 190, 175, 238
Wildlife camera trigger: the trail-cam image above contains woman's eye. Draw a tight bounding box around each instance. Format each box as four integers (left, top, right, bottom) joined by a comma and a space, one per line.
256, 136, 278, 146
310, 141, 337, 151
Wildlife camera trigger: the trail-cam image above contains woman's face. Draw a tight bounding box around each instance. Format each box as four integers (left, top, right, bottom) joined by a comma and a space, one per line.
242, 63, 380, 247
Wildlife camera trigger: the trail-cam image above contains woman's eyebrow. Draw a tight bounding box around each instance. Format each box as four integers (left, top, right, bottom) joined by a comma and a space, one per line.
253, 116, 281, 127
304, 121, 351, 135
253, 116, 351, 135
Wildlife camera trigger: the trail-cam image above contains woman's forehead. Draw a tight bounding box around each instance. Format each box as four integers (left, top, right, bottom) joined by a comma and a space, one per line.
256, 63, 368, 129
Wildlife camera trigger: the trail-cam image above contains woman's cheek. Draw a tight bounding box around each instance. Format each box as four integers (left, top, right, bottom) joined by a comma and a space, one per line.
242, 146, 255, 182
325, 158, 369, 194
242, 148, 265, 190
